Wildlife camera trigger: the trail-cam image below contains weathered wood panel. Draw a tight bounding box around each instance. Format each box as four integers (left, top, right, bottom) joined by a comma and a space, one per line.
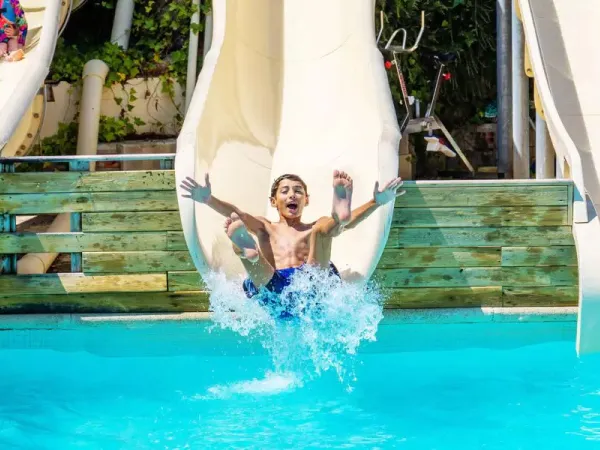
84, 251, 194, 273
385, 287, 503, 308
167, 232, 188, 251
501, 246, 577, 267
387, 226, 574, 248
0, 170, 174, 194
0, 191, 178, 214
0, 274, 167, 295
395, 185, 568, 208
392, 206, 567, 227
0, 232, 168, 253
378, 247, 502, 268
502, 286, 578, 306
374, 266, 577, 288
0, 291, 209, 313
83, 212, 182, 232
168, 271, 206, 292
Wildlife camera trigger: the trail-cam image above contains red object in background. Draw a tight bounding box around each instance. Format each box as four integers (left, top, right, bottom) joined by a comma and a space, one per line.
442, 72, 452, 81
385, 60, 393, 70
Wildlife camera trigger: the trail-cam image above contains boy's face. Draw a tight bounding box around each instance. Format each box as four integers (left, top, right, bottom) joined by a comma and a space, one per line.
270, 179, 308, 219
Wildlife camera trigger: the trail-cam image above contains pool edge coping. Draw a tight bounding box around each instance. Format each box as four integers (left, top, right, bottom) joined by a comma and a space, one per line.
0, 307, 578, 330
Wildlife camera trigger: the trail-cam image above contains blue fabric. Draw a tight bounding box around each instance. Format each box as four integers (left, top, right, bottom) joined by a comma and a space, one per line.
1, 0, 16, 23
243, 263, 341, 319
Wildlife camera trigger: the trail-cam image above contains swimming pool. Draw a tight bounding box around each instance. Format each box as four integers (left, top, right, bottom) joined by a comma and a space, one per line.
1, 310, 599, 449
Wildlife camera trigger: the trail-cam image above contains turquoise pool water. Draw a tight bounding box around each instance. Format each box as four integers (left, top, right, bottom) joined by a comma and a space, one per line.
1, 318, 599, 449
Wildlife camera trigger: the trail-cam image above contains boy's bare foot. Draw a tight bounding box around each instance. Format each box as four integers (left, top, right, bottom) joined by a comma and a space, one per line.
224, 213, 260, 263
332, 170, 353, 225
6, 49, 24, 62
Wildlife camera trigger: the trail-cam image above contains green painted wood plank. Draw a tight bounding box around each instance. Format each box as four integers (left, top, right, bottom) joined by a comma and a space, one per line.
373, 266, 577, 288
386, 226, 574, 248
168, 271, 205, 292
501, 246, 577, 267
0, 170, 174, 194
0, 273, 167, 296
392, 206, 567, 227
502, 286, 578, 306
378, 247, 502, 269
82, 212, 182, 232
167, 232, 188, 251
0, 232, 168, 253
0, 292, 209, 313
0, 191, 178, 214
394, 185, 567, 208
385, 287, 502, 308
83, 251, 194, 273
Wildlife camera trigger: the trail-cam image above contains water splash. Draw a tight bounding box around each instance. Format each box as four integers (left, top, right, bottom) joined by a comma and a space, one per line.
203, 265, 385, 390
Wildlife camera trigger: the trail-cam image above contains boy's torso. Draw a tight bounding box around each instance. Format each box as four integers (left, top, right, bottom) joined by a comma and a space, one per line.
258, 221, 315, 270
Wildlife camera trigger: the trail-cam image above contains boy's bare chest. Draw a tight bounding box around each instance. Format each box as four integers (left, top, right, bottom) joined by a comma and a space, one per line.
265, 227, 311, 254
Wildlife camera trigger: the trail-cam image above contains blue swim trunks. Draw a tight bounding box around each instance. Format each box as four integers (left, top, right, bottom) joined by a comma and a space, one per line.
243, 262, 341, 319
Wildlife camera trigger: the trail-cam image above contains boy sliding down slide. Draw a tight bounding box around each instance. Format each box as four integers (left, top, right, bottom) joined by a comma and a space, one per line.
180, 171, 404, 315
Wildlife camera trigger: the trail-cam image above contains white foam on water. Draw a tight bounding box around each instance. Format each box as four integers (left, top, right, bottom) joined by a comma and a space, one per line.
197, 371, 302, 400
202, 265, 385, 391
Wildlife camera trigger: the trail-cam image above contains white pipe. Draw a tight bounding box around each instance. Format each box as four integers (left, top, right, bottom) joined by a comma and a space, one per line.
17, 60, 110, 275
110, 0, 135, 50
185, 0, 201, 113
511, 1, 529, 179
535, 111, 547, 178
203, 12, 213, 57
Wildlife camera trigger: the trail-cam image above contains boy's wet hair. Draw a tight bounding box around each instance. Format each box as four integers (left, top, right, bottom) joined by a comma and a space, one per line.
270, 174, 307, 198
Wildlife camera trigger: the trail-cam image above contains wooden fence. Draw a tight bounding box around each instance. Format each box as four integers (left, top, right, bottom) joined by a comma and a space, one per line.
0, 156, 578, 313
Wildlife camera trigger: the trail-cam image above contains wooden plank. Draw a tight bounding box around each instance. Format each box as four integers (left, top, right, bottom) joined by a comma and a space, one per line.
567, 183, 574, 225
373, 266, 577, 288
394, 185, 567, 208
83, 212, 182, 232
501, 266, 578, 287
502, 246, 577, 267
387, 226, 574, 248
392, 206, 567, 227
0, 274, 167, 296
378, 247, 501, 269
0, 191, 178, 214
83, 251, 194, 273
401, 180, 572, 188
168, 271, 206, 292
373, 267, 503, 288
167, 232, 188, 251
0, 232, 167, 253
0, 170, 175, 194
385, 287, 502, 308
502, 286, 578, 307
0, 291, 209, 313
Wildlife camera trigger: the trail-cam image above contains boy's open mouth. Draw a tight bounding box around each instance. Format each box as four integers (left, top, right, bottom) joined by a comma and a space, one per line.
286, 202, 298, 213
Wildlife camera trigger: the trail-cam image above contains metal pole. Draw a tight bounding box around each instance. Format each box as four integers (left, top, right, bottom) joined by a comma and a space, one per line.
511, 0, 529, 178
497, 0, 512, 178
203, 12, 213, 58
535, 112, 549, 178
185, 0, 201, 113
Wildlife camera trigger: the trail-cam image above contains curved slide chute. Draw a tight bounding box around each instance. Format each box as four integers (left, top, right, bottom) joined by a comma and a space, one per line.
176, 0, 401, 284
518, 0, 600, 355
0, 0, 73, 152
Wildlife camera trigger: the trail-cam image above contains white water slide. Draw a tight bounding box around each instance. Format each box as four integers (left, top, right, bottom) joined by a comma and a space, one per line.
176, 0, 401, 284
0, 0, 80, 153
519, 0, 600, 354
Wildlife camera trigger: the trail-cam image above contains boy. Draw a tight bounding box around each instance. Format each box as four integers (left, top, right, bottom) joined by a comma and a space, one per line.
180, 170, 404, 302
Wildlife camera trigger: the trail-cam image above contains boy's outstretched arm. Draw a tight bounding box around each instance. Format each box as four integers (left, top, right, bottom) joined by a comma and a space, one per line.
344, 177, 405, 230
180, 175, 267, 233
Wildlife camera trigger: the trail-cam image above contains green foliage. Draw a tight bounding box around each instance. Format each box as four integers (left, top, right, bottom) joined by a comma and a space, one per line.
49, 0, 211, 87
377, 0, 496, 125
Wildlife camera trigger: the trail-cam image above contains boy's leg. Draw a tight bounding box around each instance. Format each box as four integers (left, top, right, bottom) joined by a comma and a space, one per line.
307, 170, 353, 268
225, 213, 275, 288
0, 42, 7, 57
6, 38, 23, 61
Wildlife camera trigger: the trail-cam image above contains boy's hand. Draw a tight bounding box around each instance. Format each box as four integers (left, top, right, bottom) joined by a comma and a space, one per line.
373, 177, 405, 205
180, 174, 212, 203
